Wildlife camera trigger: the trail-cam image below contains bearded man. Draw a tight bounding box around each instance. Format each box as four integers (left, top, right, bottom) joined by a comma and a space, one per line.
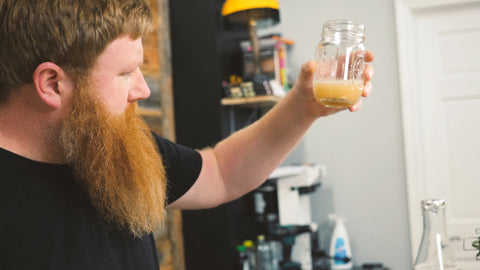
0, 0, 374, 269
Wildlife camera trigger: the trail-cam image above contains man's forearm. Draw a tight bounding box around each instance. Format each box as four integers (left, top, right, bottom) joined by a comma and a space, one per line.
212, 88, 317, 199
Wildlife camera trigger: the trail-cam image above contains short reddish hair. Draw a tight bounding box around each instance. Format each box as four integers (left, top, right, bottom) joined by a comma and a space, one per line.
0, 0, 153, 103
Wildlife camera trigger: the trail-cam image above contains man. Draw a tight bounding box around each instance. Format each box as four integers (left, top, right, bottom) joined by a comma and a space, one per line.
0, 0, 374, 269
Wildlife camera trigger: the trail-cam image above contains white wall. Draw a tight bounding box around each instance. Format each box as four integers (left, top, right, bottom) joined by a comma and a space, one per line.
263, 0, 412, 268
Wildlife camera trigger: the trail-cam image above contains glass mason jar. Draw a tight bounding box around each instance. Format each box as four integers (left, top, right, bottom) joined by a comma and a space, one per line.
313, 20, 366, 108
413, 199, 460, 270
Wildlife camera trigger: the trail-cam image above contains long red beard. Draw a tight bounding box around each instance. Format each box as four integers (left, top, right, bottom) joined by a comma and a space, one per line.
59, 80, 167, 237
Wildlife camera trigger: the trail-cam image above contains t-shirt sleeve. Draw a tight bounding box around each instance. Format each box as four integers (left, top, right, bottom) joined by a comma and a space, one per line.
151, 133, 202, 205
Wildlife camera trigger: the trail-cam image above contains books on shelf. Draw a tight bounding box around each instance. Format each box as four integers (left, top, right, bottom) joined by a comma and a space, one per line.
240, 35, 293, 91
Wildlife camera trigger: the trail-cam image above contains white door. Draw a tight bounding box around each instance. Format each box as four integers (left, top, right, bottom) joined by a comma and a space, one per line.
396, 0, 480, 269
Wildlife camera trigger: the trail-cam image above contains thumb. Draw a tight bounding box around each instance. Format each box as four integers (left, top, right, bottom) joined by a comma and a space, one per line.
297, 60, 316, 86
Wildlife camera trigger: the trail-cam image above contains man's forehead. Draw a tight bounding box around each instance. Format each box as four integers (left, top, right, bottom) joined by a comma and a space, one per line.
95, 36, 144, 69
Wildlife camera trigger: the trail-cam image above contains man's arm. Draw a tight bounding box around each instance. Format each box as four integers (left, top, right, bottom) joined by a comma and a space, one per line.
166, 53, 374, 210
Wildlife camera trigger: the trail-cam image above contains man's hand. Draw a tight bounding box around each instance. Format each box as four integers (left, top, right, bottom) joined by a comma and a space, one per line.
292, 50, 375, 118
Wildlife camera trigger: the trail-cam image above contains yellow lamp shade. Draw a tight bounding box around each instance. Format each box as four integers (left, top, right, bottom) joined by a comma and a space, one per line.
221, 0, 279, 17
221, 0, 280, 30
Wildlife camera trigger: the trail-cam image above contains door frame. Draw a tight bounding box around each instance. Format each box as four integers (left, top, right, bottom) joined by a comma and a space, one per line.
394, 0, 480, 260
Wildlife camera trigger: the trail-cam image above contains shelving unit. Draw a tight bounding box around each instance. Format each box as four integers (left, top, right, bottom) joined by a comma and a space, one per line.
169, 0, 285, 268
221, 95, 282, 108
221, 95, 282, 135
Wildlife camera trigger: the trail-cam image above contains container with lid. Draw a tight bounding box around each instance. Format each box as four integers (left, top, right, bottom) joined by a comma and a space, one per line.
312, 20, 366, 108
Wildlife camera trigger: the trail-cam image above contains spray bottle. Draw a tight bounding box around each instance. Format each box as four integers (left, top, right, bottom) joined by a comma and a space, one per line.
328, 214, 353, 270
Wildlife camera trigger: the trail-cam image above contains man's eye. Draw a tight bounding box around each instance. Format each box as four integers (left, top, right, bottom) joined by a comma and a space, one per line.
121, 67, 141, 76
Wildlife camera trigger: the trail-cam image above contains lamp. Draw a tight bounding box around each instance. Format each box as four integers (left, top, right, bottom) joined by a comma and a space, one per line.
221, 0, 280, 76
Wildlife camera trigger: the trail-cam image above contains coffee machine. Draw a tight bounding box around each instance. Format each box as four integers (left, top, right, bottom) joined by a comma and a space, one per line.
253, 164, 325, 270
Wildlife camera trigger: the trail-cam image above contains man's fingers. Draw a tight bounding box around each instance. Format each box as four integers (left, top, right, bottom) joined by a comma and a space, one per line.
363, 81, 372, 97
349, 98, 363, 112
365, 50, 374, 62
364, 64, 374, 81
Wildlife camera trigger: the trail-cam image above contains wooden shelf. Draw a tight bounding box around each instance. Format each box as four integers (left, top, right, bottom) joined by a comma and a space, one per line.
138, 107, 163, 117
221, 95, 282, 108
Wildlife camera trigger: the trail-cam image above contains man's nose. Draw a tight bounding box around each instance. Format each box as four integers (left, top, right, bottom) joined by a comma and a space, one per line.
128, 69, 151, 102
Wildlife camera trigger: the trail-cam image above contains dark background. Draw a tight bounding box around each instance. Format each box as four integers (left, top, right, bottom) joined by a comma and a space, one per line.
169, 0, 265, 269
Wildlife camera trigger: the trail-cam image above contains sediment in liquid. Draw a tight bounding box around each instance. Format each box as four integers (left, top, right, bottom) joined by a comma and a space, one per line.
313, 80, 363, 108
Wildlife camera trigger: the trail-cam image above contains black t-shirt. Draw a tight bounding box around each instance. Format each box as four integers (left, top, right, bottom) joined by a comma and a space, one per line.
0, 134, 202, 270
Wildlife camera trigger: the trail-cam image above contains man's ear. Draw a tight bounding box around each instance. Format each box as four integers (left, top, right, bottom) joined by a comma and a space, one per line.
32, 62, 74, 109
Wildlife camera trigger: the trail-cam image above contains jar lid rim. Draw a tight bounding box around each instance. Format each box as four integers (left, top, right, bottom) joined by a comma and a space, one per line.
323, 19, 365, 32
421, 199, 446, 210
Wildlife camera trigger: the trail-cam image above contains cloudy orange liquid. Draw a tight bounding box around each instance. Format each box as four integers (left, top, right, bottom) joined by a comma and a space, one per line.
313, 80, 363, 108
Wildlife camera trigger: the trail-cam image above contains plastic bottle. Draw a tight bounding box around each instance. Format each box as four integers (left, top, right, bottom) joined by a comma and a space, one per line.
413, 199, 460, 270
234, 245, 251, 270
256, 235, 274, 270
328, 215, 353, 270
269, 240, 281, 270
243, 240, 256, 270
